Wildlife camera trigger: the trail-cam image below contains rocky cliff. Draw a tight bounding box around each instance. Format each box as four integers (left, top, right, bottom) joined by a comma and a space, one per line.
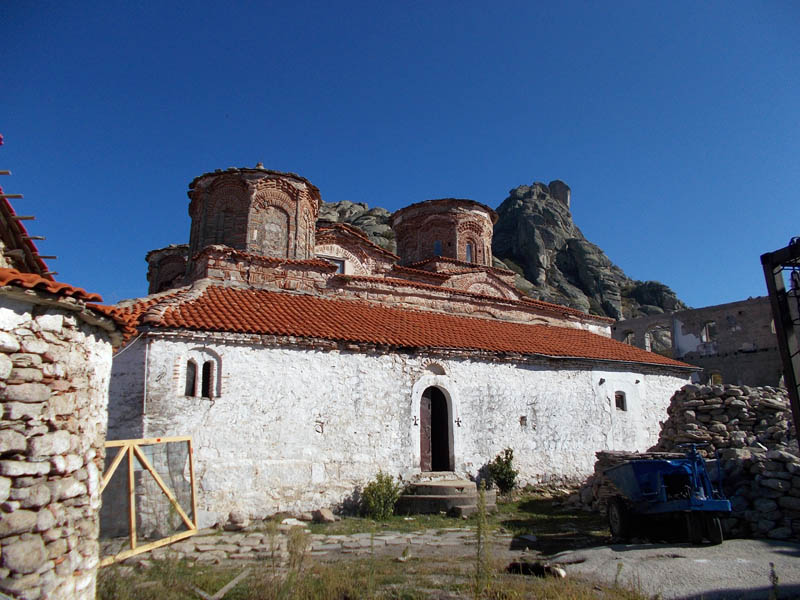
318, 181, 685, 319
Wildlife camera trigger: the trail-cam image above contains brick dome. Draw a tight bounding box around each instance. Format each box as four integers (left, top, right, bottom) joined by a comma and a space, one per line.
389, 198, 497, 266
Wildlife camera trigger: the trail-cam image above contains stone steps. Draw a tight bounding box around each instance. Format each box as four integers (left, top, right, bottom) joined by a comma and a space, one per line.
396, 477, 496, 517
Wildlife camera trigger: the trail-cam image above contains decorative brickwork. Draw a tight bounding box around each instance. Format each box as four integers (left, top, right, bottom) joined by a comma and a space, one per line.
145, 245, 189, 294
185, 168, 321, 281
390, 199, 497, 267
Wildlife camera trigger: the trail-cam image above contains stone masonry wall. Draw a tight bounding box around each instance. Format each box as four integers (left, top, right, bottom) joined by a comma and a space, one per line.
581, 384, 799, 542
651, 384, 799, 540
0, 295, 113, 600
107, 331, 689, 528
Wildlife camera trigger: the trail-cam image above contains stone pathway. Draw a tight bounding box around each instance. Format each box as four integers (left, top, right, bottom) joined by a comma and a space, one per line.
101, 525, 520, 567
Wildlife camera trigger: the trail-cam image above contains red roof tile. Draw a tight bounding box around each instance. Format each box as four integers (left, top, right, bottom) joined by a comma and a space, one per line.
125, 284, 692, 369
0, 267, 102, 301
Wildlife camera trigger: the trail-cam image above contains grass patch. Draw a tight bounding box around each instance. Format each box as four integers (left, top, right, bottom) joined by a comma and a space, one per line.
98, 554, 648, 600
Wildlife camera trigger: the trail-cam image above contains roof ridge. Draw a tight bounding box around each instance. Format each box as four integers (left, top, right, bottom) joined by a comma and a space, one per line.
140, 279, 213, 325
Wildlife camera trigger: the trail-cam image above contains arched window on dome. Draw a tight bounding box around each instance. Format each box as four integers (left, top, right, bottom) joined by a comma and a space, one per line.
465, 242, 474, 263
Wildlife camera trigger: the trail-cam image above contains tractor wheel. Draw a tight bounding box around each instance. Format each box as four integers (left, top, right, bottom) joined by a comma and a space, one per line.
705, 515, 723, 545
686, 513, 704, 545
608, 498, 631, 540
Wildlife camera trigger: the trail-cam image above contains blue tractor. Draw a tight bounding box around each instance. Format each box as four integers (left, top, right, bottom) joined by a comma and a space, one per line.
604, 444, 731, 545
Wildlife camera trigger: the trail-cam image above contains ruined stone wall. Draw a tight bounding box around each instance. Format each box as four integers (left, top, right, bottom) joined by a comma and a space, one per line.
581, 384, 799, 541
107, 332, 688, 527
612, 297, 782, 386
652, 384, 798, 540
0, 295, 114, 599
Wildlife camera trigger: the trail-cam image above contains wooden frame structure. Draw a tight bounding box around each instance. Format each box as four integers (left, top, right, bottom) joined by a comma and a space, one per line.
100, 436, 198, 566
762, 239, 800, 433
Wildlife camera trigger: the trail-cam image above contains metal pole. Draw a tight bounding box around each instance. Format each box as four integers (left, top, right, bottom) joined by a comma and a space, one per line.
761, 240, 800, 435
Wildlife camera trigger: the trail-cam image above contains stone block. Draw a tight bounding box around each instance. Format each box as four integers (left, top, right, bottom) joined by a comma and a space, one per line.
28, 432, 71, 458
760, 478, 791, 492
313, 508, 336, 523
0, 509, 37, 537
35, 509, 56, 533
9, 353, 41, 368
34, 314, 63, 333
778, 496, 800, 511
8, 368, 43, 383
20, 339, 48, 355
768, 526, 793, 539
2, 535, 46, 573
0, 354, 11, 380
4, 383, 50, 403
0, 572, 41, 596
0, 461, 50, 477
0, 332, 20, 353
0, 430, 26, 455
754, 498, 778, 512
21, 484, 51, 509
0, 477, 10, 503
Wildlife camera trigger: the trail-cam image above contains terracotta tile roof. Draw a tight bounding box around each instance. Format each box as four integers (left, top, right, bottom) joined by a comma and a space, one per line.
125, 284, 692, 369
0, 190, 52, 279
0, 267, 102, 301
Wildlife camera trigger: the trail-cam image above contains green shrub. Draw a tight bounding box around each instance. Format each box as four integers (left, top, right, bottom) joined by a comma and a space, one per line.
361, 470, 402, 520
488, 447, 518, 494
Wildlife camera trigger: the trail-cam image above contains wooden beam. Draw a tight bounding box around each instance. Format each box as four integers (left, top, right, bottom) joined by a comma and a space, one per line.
0, 170, 11, 175
0, 193, 22, 199
10, 216, 34, 221
106, 435, 192, 447
128, 445, 136, 550
100, 444, 129, 494
189, 438, 198, 528
99, 529, 197, 567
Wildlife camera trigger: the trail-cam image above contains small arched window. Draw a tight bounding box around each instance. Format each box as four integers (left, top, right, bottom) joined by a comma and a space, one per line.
433, 240, 442, 256
622, 331, 635, 345
465, 242, 474, 263
181, 348, 222, 399
614, 391, 627, 411
201, 361, 213, 398
185, 361, 197, 397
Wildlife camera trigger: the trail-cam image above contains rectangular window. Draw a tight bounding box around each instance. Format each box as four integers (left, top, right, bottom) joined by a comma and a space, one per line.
434, 240, 442, 256
614, 391, 627, 411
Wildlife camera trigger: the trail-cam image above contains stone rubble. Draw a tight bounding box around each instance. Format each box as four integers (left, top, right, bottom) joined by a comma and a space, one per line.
577, 384, 800, 541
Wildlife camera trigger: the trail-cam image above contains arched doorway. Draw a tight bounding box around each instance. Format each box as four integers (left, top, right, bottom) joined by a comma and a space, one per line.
420, 387, 453, 471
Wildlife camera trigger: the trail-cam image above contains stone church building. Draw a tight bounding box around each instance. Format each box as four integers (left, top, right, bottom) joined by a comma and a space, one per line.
109, 166, 694, 527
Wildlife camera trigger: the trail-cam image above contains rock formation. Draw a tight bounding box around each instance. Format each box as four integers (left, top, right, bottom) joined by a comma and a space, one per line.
318, 180, 685, 319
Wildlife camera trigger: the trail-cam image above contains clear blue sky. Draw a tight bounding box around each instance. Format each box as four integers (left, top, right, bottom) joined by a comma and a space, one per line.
2, 1, 798, 308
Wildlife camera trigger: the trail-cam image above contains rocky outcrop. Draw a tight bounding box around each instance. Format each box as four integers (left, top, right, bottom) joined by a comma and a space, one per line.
318, 180, 685, 319
492, 182, 684, 319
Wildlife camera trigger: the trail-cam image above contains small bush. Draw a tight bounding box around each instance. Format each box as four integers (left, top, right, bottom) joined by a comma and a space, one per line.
488, 448, 518, 495
361, 470, 402, 520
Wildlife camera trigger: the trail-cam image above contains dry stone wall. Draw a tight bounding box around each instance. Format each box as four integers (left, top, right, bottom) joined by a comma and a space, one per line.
581, 384, 799, 541
0, 295, 114, 599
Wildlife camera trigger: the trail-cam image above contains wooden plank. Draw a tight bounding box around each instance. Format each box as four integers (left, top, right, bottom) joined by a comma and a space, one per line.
189, 439, 198, 528
128, 445, 136, 550
132, 444, 196, 530
106, 435, 192, 447
99, 529, 197, 567
100, 443, 128, 494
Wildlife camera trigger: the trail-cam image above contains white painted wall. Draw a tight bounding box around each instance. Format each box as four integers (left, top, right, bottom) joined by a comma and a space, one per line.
108, 334, 688, 527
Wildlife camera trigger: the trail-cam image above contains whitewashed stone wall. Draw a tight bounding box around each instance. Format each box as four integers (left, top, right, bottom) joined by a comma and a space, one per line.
0, 294, 114, 600
108, 333, 689, 528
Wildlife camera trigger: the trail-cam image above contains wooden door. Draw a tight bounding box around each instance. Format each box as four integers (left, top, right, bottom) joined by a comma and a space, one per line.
420, 389, 432, 471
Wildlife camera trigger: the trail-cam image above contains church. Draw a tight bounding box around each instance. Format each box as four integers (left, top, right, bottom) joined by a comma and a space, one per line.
108, 166, 694, 527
